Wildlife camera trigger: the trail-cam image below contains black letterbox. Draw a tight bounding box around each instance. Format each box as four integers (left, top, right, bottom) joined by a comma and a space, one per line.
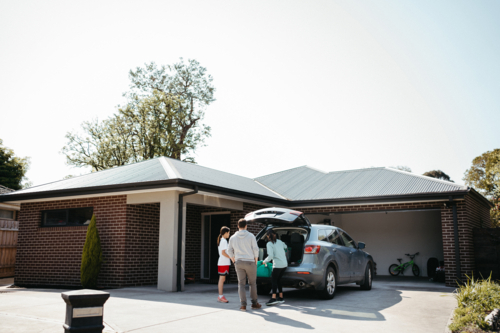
61, 289, 110, 333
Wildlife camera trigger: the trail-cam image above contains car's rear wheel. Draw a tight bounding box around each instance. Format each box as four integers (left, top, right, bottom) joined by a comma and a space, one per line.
257, 284, 272, 296
318, 266, 336, 300
389, 264, 400, 276
360, 264, 372, 290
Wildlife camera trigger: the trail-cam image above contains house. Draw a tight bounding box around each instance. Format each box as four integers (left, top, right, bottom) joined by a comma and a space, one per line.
0, 185, 20, 278
0, 157, 492, 290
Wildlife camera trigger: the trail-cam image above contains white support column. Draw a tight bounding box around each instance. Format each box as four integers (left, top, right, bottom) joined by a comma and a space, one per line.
157, 190, 179, 292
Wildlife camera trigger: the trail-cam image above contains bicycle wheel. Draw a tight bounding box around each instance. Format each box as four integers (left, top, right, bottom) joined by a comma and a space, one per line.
412, 264, 420, 277
389, 264, 401, 276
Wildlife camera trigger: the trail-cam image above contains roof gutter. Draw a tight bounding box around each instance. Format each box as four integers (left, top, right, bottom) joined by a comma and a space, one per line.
177, 186, 198, 292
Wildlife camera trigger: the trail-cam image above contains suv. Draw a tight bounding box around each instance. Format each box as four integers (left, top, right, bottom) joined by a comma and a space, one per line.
245, 207, 375, 299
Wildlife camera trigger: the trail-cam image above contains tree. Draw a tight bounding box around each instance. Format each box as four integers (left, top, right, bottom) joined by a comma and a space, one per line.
62, 59, 214, 170
81, 214, 103, 288
0, 139, 31, 190
392, 166, 412, 173
463, 149, 500, 227
423, 170, 454, 182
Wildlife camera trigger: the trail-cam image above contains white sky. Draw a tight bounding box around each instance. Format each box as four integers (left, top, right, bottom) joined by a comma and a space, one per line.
1, 0, 499, 187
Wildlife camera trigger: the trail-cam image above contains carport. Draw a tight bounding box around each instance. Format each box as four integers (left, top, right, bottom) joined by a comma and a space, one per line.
307, 209, 444, 277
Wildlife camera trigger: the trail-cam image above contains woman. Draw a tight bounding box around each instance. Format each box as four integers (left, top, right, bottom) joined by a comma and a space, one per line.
217, 226, 232, 303
263, 229, 288, 306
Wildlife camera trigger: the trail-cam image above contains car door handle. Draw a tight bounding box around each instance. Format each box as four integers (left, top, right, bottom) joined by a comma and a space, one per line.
332, 248, 337, 252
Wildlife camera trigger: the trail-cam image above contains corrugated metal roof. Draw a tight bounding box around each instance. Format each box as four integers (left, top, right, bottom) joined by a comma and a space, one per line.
255, 166, 467, 200
2, 157, 284, 200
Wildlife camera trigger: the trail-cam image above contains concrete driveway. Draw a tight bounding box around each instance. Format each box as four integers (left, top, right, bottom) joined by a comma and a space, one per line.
0, 276, 456, 333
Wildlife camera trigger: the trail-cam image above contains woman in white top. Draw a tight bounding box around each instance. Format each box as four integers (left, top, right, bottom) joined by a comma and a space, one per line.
217, 226, 232, 303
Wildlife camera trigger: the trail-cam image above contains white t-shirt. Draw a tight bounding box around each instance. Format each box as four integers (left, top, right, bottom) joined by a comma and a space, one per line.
218, 238, 231, 266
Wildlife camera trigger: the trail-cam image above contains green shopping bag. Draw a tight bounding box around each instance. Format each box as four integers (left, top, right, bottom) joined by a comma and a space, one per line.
257, 261, 273, 277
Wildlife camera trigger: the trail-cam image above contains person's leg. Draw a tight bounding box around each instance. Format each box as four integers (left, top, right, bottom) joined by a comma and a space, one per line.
235, 262, 248, 307
276, 268, 286, 297
246, 261, 258, 305
218, 275, 225, 295
271, 267, 280, 299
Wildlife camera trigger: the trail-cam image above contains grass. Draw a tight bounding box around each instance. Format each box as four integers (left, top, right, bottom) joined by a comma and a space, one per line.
449, 275, 500, 332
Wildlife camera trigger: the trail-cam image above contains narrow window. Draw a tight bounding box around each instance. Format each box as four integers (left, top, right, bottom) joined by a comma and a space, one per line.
41, 207, 93, 227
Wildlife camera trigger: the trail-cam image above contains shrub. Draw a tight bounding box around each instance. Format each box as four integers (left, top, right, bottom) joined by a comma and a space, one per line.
80, 214, 104, 288
449, 275, 500, 332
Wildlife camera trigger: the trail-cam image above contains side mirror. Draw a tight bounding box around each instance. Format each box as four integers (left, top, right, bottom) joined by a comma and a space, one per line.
358, 242, 365, 249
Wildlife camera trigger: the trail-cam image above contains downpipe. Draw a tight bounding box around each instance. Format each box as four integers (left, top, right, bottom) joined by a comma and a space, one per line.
176, 186, 198, 292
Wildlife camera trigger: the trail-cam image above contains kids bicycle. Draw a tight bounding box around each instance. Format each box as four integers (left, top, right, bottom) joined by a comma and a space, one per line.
389, 252, 420, 276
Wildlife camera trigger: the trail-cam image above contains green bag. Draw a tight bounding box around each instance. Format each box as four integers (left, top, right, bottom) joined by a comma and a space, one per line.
257, 261, 273, 278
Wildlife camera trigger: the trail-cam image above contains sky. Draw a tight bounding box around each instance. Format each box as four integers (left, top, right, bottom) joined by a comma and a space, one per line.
1, 0, 499, 187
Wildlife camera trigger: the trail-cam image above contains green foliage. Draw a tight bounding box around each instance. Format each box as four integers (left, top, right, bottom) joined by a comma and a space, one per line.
449, 275, 500, 332
423, 170, 454, 182
81, 214, 103, 288
392, 165, 412, 172
0, 139, 31, 190
62, 58, 214, 170
463, 149, 500, 227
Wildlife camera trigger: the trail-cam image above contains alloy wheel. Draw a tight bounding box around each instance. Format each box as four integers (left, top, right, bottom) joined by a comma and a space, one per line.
327, 271, 336, 295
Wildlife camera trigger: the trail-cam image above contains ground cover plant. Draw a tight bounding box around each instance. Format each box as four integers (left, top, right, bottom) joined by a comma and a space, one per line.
450, 275, 500, 332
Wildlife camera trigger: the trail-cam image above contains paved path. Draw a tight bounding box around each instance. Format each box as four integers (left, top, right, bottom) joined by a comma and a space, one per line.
0, 277, 456, 333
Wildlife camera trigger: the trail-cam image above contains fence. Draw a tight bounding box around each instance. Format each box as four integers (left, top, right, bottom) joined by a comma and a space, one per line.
0, 220, 18, 278
473, 228, 500, 281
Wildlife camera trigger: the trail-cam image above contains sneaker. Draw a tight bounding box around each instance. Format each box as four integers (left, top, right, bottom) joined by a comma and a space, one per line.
217, 296, 229, 303
266, 298, 279, 306
251, 302, 262, 310
240, 306, 246, 311
278, 297, 285, 304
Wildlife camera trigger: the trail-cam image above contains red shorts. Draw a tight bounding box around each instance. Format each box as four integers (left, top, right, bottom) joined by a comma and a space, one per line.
218, 265, 230, 275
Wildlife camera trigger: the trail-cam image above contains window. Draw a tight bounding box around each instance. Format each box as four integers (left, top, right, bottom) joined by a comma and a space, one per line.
318, 230, 327, 241
0, 209, 14, 220
41, 207, 93, 227
326, 229, 343, 245
340, 232, 356, 249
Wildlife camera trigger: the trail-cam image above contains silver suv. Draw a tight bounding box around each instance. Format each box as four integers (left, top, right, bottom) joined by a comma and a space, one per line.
246, 207, 375, 299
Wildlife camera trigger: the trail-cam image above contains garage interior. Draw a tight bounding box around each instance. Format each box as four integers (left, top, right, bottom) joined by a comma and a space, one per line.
306, 210, 444, 278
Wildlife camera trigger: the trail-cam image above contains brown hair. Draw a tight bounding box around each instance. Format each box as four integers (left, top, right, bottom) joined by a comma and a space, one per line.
266, 229, 277, 244
217, 226, 230, 246
238, 218, 247, 229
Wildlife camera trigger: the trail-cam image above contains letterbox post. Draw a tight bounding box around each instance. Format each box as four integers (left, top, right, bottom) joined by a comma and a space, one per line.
61, 289, 110, 333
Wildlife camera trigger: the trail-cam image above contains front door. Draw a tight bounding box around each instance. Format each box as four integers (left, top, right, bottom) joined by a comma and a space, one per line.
202, 213, 231, 283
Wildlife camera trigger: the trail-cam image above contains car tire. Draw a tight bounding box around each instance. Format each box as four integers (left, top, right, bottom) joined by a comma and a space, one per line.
318, 266, 337, 300
257, 284, 272, 296
389, 264, 400, 276
360, 264, 372, 290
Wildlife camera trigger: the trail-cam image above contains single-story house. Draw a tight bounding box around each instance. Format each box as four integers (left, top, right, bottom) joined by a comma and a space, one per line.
0, 157, 492, 289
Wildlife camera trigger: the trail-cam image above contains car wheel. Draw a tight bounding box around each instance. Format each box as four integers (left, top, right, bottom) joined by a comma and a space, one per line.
389, 264, 400, 276
360, 264, 372, 290
412, 264, 420, 277
257, 284, 272, 296
318, 267, 336, 300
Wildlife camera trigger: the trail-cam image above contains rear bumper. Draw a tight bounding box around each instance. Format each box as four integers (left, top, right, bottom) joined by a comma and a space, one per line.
257, 270, 323, 289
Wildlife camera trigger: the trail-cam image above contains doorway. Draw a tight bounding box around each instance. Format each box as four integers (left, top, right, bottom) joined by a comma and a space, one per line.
201, 212, 231, 283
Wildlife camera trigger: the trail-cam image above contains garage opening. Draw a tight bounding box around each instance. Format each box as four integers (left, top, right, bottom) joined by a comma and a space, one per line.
306, 209, 443, 278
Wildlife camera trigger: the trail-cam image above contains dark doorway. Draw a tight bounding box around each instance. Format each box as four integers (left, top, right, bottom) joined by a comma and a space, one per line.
202, 213, 231, 283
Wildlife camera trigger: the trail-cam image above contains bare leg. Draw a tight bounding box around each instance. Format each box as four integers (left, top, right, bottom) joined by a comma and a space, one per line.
279, 293, 283, 298
272, 294, 276, 299
218, 275, 225, 295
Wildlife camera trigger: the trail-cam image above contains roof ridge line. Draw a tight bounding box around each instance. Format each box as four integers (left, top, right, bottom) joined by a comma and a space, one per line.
384, 167, 467, 189
253, 180, 290, 200
255, 165, 313, 180
159, 157, 182, 179
327, 167, 385, 174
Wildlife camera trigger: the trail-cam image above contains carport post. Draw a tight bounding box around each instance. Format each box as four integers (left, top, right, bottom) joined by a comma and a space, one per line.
452, 202, 462, 283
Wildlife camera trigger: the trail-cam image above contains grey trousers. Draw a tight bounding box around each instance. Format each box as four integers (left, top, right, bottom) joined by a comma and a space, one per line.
234, 261, 258, 306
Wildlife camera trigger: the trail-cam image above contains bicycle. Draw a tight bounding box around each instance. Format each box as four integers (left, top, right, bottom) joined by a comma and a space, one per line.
389, 252, 420, 276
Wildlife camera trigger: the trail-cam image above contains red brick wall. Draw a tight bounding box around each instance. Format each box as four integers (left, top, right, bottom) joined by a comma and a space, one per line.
16, 196, 160, 288
124, 203, 160, 286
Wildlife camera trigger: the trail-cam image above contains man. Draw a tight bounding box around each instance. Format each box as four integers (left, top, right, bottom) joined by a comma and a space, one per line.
226, 218, 261, 311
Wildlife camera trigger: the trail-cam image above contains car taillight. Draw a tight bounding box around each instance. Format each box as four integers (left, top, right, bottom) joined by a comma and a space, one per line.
304, 245, 321, 254
289, 210, 303, 216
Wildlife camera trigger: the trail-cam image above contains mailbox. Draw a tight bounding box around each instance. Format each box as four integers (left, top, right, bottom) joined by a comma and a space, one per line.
61, 289, 110, 333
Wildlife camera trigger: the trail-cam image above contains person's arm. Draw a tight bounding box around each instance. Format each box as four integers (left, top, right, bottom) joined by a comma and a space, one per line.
220, 239, 231, 259
263, 242, 274, 266
226, 237, 234, 260
252, 236, 259, 265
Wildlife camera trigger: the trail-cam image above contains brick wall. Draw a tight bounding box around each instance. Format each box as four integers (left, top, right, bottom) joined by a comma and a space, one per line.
16, 196, 160, 288
124, 203, 160, 286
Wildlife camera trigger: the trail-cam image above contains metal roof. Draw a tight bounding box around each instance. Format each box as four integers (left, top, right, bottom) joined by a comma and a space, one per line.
255, 166, 467, 200
0, 157, 283, 200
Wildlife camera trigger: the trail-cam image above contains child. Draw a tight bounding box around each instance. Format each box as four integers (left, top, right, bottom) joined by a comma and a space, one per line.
217, 226, 232, 303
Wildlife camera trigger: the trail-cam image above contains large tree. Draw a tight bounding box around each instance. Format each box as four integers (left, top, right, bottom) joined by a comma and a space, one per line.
463, 149, 500, 227
62, 59, 214, 170
0, 139, 31, 190
423, 170, 453, 182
